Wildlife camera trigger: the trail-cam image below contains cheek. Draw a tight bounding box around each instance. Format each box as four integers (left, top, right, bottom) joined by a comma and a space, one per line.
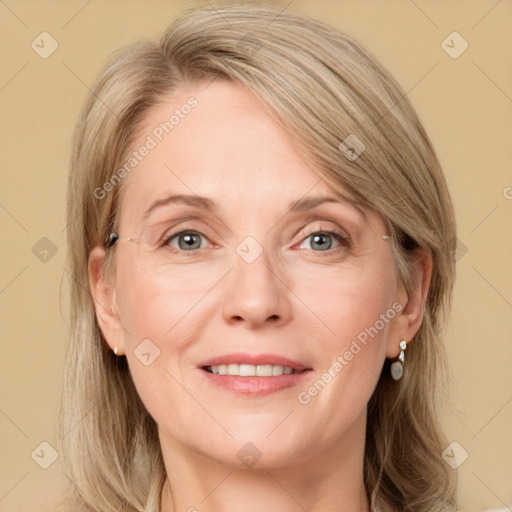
295, 262, 396, 401
115, 261, 205, 341
293, 270, 392, 408
114, 272, 196, 428
113, 262, 207, 408
117, 278, 164, 338
293, 260, 396, 344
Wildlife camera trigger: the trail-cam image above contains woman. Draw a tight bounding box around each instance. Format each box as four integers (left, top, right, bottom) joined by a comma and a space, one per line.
59, 5, 458, 511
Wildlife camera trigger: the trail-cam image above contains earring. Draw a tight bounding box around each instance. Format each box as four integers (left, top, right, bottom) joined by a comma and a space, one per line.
113, 346, 119, 355
390, 340, 407, 381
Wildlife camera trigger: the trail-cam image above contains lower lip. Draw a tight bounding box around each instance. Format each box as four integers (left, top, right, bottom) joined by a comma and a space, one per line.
199, 368, 312, 396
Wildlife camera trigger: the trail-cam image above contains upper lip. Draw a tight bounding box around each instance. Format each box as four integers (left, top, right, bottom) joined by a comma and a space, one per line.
198, 352, 312, 371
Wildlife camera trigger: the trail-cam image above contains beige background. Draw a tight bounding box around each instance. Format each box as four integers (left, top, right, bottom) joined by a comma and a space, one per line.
1, 0, 511, 510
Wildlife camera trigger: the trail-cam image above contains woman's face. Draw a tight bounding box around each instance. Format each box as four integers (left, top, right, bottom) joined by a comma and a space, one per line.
93, 79, 411, 469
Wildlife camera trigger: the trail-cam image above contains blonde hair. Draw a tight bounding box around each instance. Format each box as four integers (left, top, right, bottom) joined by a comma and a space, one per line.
59, 5, 458, 511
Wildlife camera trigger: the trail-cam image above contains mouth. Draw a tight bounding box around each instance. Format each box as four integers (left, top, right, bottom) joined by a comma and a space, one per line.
202, 364, 308, 376
197, 353, 312, 395
198, 352, 312, 375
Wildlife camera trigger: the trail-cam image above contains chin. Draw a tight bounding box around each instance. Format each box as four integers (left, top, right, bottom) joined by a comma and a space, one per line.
197, 434, 308, 470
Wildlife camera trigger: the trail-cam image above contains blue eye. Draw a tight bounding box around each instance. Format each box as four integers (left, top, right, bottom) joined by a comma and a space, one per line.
164, 230, 208, 251
299, 230, 348, 252
160, 227, 350, 256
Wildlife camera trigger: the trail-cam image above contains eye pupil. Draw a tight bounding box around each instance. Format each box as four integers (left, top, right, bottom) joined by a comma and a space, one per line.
311, 233, 332, 251
179, 233, 202, 250
166, 229, 343, 254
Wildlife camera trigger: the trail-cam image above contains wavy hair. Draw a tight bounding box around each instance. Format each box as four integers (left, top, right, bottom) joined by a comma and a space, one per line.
58, 5, 458, 511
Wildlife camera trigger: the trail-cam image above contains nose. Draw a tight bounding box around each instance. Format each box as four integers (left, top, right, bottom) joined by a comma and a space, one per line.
222, 245, 292, 329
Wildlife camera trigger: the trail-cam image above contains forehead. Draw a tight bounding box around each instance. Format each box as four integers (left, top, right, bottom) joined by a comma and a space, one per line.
117, 79, 365, 230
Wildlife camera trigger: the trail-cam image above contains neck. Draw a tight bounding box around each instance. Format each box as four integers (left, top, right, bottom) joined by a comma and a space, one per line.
159, 409, 372, 512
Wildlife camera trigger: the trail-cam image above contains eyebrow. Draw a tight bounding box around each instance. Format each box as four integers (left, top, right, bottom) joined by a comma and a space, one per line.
141, 193, 366, 221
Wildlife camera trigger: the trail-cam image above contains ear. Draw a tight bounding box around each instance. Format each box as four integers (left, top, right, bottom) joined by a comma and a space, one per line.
386, 249, 433, 358
88, 246, 125, 355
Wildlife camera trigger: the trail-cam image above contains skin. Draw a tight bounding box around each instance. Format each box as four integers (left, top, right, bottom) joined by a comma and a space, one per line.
89, 79, 432, 512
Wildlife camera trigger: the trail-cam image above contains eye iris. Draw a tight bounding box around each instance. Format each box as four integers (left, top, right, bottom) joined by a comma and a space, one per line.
179, 233, 202, 250
170, 231, 339, 252
311, 233, 332, 251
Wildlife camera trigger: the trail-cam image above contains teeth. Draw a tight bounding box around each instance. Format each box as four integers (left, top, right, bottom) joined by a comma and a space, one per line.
207, 364, 299, 376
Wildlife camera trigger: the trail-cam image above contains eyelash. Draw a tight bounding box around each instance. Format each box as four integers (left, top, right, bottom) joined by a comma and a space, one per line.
296, 226, 351, 255
159, 225, 351, 257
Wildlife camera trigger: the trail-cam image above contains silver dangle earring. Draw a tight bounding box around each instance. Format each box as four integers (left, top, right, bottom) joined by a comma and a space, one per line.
390, 340, 407, 381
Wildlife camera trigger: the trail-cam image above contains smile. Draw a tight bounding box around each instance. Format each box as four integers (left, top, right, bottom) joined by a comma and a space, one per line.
203, 364, 307, 376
